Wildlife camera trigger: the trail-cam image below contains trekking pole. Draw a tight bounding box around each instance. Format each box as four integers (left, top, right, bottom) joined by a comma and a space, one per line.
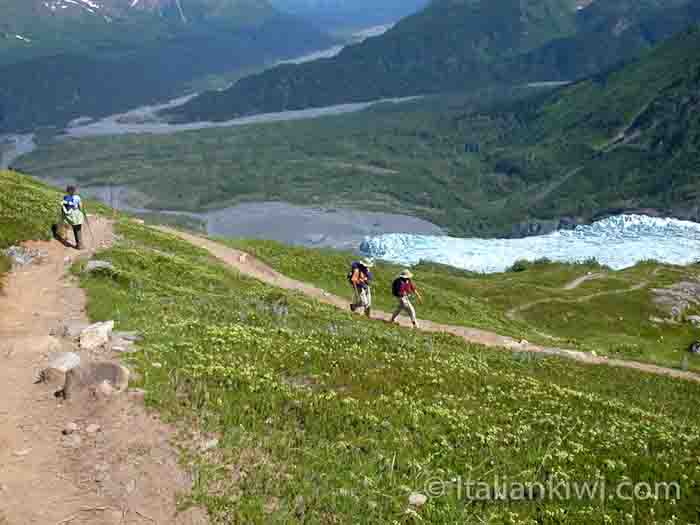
83, 207, 96, 248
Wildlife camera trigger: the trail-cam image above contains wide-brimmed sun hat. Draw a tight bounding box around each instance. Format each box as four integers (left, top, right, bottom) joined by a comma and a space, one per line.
360, 258, 375, 268
399, 269, 414, 279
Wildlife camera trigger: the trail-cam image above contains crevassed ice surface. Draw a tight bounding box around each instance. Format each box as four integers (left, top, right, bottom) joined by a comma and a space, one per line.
360, 215, 700, 273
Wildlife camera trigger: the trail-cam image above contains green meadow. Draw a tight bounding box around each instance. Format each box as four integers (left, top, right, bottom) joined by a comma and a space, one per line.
74, 219, 700, 523
226, 239, 700, 372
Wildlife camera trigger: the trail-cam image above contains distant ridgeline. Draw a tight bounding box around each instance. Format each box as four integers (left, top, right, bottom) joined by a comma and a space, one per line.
169, 0, 700, 122
268, 0, 429, 28
0, 0, 332, 133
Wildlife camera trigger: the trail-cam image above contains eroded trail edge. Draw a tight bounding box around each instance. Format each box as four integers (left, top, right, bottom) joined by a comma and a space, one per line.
159, 227, 700, 384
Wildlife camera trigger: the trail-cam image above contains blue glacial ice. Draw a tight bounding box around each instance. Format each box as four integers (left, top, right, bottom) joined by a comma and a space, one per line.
360, 215, 700, 273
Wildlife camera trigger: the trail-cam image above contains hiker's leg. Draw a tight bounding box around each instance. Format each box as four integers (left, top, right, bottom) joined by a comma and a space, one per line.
73, 224, 83, 250
350, 286, 360, 311
391, 299, 403, 322
404, 298, 418, 327
364, 287, 372, 317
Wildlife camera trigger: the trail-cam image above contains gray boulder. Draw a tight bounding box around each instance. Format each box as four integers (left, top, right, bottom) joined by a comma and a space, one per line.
112, 331, 143, 342
59, 362, 130, 400
46, 352, 81, 373
79, 321, 115, 350
84, 260, 116, 274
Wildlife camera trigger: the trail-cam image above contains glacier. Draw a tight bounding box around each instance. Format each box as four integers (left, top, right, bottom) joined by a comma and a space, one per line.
360, 215, 700, 273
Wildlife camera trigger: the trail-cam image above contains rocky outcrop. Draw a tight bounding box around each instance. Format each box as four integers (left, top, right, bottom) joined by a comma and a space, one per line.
2, 246, 48, 266
652, 280, 700, 321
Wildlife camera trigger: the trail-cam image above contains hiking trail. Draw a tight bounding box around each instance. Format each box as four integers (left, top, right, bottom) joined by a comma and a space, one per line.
563, 272, 606, 290
0, 218, 206, 525
158, 227, 700, 384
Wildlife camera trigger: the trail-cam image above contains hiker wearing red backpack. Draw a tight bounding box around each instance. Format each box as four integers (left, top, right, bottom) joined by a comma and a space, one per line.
390, 269, 422, 328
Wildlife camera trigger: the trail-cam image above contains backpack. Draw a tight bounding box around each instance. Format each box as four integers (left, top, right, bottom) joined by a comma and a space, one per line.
348, 262, 372, 286
61, 195, 83, 226
392, 277, 404, 298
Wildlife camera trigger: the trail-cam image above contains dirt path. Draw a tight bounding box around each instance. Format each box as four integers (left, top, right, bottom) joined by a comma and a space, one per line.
0, 218, 205, 525
159, 227, 700, 384
563, 272, 605, 290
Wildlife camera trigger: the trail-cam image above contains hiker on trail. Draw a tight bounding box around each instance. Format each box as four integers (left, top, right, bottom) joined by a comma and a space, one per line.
54, 185, 85, 250
391, 269, 422, 328
349, 258, 374, 318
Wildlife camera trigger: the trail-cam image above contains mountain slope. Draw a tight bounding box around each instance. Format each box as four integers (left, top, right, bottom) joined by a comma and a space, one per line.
0, 0, 332, 132
479, 23, 700, 233
15, 24, 700, 239
170, 0, 700, 122
269, 0, 429, 28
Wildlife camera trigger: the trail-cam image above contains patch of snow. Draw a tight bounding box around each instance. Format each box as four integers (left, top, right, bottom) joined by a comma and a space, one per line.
78, 0, 101, 9
62, 0, 96, 13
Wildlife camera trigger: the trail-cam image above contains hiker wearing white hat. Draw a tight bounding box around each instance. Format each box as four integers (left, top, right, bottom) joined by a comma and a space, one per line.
390, 269, 422, 328
348, 257, 375, 318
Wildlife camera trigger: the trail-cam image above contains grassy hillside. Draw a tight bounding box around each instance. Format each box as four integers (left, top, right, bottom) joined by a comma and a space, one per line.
2, 169, 700, 522
0, 170, 60, 250
18, 25, 700, 237
227, 238, 700, 371
74, 218, 700, 523
0, 170, 60, 287
169, 0, 700, 122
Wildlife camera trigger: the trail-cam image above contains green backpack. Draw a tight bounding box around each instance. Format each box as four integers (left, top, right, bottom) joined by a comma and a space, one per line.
61, 196, 84, 226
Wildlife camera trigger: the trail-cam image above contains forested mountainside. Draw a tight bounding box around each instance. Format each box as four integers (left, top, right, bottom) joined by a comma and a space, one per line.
0, 0, 331, 132
268, 0, 428, 28
169, 0, 700, 122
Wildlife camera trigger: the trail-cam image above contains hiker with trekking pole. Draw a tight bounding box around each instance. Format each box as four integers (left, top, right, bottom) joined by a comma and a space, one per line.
348, 257, 374, 318
390, 269, 422, 328
52, 185, 88, 250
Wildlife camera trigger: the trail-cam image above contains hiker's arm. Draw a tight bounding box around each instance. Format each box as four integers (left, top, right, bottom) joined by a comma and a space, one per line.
350, 269, 360, 286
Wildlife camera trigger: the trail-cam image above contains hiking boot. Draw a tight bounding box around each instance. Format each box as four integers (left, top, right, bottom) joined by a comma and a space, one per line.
365, 307, 372, 318
350, 304, 357, 312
